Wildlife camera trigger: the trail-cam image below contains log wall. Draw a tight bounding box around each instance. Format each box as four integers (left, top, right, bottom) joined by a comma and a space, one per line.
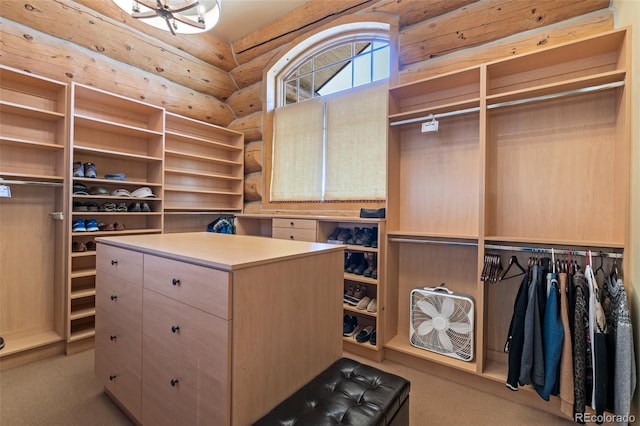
0, 0, 614, 207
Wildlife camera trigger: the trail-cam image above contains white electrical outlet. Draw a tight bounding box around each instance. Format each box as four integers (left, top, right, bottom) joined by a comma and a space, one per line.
421, 120, 439, 133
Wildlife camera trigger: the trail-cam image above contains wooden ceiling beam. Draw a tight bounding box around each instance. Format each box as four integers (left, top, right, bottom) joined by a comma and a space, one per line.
398, 0, 610, 66
1, 0, 237, 100
1, 18, 235, 126
73, 0, 238, 72
361, 0, 479, 28
231, 0, 373, 66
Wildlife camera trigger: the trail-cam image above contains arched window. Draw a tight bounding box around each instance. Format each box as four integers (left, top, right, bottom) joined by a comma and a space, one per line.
265, 19, 394, 206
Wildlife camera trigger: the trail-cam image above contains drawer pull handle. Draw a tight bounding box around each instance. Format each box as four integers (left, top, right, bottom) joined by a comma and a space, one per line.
290, 235, 294, 239
290, 221, 294, 226
109, 375, 116, 381
171, 325, 180, 333
172, 278, 180, 286
170, 379, 179, 387
110, 294, 117, 301
111, 260, 118, 266
110, 335, 117, 341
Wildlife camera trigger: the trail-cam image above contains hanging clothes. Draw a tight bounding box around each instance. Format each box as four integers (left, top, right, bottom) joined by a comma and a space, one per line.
585, 265, 597, 407
602, 274, 636, 424
505, 271, 531, 391
572, 271, 590, 422
585, 264, 608, 420
535, 273, 564, 401
558, 272, 575, 418
519, 264, 545, 386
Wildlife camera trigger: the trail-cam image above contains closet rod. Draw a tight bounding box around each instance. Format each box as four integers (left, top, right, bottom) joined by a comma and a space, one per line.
389, 107, 480, 127
487, 81, 625, 110
0, 179, 63, 188
484, 244, 623, 259
388, 237, 478, 247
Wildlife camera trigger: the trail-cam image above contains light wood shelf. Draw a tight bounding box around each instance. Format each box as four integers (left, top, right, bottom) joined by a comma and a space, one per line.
0, 65, 67, 368
384, 27, 631, 419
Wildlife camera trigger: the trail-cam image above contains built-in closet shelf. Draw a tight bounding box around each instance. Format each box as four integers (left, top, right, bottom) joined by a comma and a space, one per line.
69, 307, 96, 321
0, 101, 66, 121
72, 212, 163, 217
71, 287, 96, 300
0, 137, 64, 150
389, 66, 480, 100
165, 149, 242, 166
71, 229, 162, 237
72, 177, 163, 187
164, 186, 242, 196
385, 336, 478, 374
0, 330, 63, 358
486, 70, 626, 107
388, 232, 479, 244
164, 208, 241, 213
70, 268, 97, 279
388, 98, 480, 125
165, 131, 243, 152
71, 251, 96, 258
73, 114, 163, 138
343, 304, 377, 318
343, 244, 378, 253
73, 145, 163, 163
344, 273, 377, 285
68, 328, 95, 343
0, 172, 65, 182
164, 168, 242, 181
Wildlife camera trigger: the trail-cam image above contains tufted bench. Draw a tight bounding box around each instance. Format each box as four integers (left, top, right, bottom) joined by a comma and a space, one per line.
253, 358, 410, 426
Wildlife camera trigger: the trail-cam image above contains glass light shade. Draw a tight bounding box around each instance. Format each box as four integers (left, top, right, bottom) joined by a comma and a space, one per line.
113, 0, 221, 34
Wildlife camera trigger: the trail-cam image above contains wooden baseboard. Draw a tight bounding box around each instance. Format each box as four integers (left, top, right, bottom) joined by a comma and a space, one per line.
0, 341, 65, 371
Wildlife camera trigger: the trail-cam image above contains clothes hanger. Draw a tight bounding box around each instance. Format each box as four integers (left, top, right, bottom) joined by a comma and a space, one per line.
500, 255, 526, 281
594, 250, 605, 277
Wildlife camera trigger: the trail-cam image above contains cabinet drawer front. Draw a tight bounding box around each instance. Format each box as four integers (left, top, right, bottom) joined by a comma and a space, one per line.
272, 227, 317, 242
142, 347, 229, 426
96, 244, 143, 285
143, 254, 230, 318
272, 218, 317, 229
96, 273, 143, 332
142, 289, 229, 377
95, 309, 142, 375
95, 351, 141, 420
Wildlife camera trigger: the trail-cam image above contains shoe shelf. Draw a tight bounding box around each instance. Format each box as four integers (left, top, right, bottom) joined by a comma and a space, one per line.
343, 273, 377, 285
163, 111, 244, 232
343, 303, 377, 318
67, 83, 164, 352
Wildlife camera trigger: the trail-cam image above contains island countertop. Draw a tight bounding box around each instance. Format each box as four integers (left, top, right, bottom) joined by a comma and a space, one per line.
96, 232, 344, 271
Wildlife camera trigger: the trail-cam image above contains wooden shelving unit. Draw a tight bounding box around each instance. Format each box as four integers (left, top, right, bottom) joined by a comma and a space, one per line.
384, 27, 631, 412
163, 112, 244, 233
0, 65, 68, 368
66, 83, 164, 353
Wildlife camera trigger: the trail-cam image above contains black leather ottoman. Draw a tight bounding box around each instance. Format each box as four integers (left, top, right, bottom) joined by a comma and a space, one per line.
254, 358, 410, 426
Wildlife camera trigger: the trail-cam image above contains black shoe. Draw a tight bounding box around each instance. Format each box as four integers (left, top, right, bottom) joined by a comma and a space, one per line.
0, 336, 4, 350
141, 202, 151, 212
129, 202, 141, 212
327, 227, 342, 242
369, 330, 377, 345
345, 252, 364, 273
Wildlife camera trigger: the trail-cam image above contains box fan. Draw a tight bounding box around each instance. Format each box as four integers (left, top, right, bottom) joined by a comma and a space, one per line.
409, 285, 475, 361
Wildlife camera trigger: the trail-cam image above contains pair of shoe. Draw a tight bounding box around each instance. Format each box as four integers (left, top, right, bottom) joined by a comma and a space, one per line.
343, 285, 367, 305
328, 227, 352, 244
97, 222, 126, 231
72, 240, 96, 252
343, 315, 359, 337
356, 296, 377, 312
73, 218, 98, 232
129, 202, 151, 212
73, 162, 96, 178
345, 252, 367, 274
73, 202, 98, 212
356, 326, 376, 344
363, 253, 377, 278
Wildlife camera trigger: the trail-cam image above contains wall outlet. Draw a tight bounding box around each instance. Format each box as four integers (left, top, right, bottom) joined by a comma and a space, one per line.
0, 185, 11, 198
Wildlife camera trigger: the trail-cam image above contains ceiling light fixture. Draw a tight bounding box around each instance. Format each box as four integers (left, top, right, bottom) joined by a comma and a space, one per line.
113, 0, 221, 35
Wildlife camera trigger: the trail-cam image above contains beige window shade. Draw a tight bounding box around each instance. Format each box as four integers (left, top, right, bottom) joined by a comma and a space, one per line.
271, 98, 324, 201
325, 81, 387, 200
271, 82, 388, 202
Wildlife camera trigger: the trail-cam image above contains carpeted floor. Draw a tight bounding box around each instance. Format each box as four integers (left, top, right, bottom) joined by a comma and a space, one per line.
0, 349, 576, 425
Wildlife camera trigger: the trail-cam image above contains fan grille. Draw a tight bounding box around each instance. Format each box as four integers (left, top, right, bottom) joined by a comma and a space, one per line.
410, 289, 474, 361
